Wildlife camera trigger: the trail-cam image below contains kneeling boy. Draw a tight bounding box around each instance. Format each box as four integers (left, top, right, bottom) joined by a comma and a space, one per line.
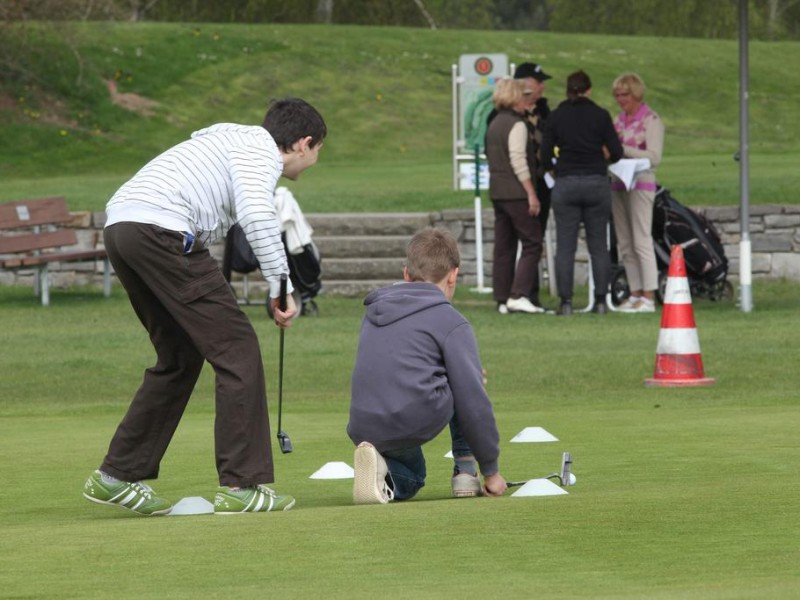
348, 228, 507, 503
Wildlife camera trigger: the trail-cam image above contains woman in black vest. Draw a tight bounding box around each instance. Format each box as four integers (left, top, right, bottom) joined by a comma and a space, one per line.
540, 70, 623, 315
485, 78, 545, 315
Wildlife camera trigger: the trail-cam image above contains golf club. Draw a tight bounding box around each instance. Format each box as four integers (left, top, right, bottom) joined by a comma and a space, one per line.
507, 451, 574, 488
276, 274, 293, 454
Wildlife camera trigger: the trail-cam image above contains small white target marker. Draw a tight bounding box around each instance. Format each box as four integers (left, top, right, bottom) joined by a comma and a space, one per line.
169, 496, 215, 515
510, 427, 559, 443
309, 461, 355, 479
511, 479, 569, 497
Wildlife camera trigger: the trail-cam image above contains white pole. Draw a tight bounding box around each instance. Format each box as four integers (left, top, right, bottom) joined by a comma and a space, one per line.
474, 194, 485, 290
472, 145, 490, 293
738, 0, 753, 312
452, 64, 459, 191
545, 218, 557, 298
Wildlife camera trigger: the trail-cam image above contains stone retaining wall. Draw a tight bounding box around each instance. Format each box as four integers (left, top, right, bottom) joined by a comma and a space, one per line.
2, 205, 799, 293
434, 204, 800, 285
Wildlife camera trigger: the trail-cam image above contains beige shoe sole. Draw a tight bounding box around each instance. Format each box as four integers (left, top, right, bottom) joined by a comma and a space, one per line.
451, 473, 482, 498
353, 443, 390, 505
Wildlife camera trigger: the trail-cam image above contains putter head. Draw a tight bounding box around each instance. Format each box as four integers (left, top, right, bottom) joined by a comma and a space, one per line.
277, 430, 293, 454
560, 451, 573, 486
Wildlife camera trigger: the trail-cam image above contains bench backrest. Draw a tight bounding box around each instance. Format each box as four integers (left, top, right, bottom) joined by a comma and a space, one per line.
0, 197, 72, 229
0, 197, 79, 254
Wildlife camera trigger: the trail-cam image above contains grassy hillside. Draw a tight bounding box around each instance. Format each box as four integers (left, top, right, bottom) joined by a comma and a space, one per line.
1, 22, 799, 211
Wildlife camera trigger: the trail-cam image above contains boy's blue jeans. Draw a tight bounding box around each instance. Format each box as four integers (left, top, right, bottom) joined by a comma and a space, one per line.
382, 415, 473, 501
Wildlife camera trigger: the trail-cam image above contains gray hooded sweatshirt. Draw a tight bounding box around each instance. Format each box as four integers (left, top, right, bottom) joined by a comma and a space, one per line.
348, 282, 500, 476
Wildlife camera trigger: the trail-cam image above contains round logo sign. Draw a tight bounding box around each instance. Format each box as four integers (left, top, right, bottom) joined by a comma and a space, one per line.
474, 57, 493, 76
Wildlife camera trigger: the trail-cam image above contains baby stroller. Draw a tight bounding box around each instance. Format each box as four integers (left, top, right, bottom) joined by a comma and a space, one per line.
610, 186, 733, 305
222, 187, 322, 316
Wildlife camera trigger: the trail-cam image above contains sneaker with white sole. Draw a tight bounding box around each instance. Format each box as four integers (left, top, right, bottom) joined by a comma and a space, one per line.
497, 303, 509, 315
214, 485, 295, 514
618, 298, 656, 313
353, 442, 394, 505
617, 298, 641, 312
632, 300, 656, 313
83, 470, 172, 516
506, 296, 546, 314
452, 473, 482, 497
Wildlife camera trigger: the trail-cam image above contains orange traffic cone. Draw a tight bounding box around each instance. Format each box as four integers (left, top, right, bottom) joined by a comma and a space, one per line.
645, 245, 715, 387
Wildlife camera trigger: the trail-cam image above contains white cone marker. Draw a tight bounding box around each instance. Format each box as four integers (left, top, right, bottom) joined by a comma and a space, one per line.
169, 496, 215, 515
309, 461, 355, 479
511, 479, 569, 497
510, 427, 559, 443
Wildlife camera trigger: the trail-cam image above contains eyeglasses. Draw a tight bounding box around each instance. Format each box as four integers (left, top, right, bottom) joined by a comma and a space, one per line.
614, 91, 631, 98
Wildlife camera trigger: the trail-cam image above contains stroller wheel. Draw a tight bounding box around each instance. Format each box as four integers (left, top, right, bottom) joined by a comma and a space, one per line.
709, 280, 735, 302
656, 271, 668, 305
301, 299, 320, 317
610, 265, 629, 306
721, 280, 734, 301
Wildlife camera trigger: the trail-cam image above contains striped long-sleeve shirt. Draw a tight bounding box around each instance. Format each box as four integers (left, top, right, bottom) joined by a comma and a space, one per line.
105, 123, 291, 297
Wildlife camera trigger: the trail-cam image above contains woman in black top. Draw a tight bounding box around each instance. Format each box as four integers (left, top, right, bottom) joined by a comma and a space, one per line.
540, 70, 623, 315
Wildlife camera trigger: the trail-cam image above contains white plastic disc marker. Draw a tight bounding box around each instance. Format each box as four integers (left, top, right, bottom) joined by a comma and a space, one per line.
169, 496, 215, 515
309, 461, 355, 479
511, 479, 568, 497
510, 427, 559, 443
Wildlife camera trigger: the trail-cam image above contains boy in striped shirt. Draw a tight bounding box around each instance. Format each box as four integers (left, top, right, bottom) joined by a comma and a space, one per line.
83, 98, 326, 515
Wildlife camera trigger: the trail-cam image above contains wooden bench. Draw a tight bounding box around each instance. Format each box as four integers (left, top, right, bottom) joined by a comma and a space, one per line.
0, 197, 111, 305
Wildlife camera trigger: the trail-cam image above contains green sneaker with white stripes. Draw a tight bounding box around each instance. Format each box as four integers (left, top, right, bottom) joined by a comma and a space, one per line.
82, 470, 172, 516
214, 485, 296, 514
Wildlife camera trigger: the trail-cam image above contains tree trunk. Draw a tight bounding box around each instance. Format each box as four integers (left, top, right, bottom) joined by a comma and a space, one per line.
316, 0, 333, 24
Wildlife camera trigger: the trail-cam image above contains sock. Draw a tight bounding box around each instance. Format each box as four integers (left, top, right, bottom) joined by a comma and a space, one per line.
454, 456, 477, 476
99, 471, 121, 484
641, 297, 654, 306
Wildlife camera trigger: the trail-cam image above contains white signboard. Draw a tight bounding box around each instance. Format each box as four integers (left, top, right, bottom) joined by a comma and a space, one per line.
456, 53, 508, 154
458, 161, 489, 191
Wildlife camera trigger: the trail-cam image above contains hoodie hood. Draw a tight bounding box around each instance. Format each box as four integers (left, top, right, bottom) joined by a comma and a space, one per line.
364, 282, 450, 327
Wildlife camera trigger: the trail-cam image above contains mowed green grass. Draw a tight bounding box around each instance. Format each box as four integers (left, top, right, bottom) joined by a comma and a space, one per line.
2, 23, 800, 210
1, 282, 799, 599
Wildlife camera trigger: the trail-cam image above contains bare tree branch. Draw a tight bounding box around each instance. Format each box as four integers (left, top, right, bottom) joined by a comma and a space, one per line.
412, 0, 437, 29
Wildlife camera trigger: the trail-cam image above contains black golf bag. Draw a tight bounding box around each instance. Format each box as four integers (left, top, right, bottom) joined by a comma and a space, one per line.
222, 223, 322, 316
610, 186, 732, 304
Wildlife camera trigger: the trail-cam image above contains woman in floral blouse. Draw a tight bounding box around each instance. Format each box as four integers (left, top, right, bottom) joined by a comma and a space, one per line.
610, 73, 664, 313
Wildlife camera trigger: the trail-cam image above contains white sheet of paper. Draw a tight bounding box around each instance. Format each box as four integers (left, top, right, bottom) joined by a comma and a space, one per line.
608, 158, 651, 191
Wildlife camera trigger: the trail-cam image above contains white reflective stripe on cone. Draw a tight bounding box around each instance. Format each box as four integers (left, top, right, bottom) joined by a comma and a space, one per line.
656, 328, 701, 355
663, 276, 692, 305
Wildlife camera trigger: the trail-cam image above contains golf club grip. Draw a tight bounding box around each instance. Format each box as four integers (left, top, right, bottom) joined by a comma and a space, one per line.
279, 273, 288, 311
